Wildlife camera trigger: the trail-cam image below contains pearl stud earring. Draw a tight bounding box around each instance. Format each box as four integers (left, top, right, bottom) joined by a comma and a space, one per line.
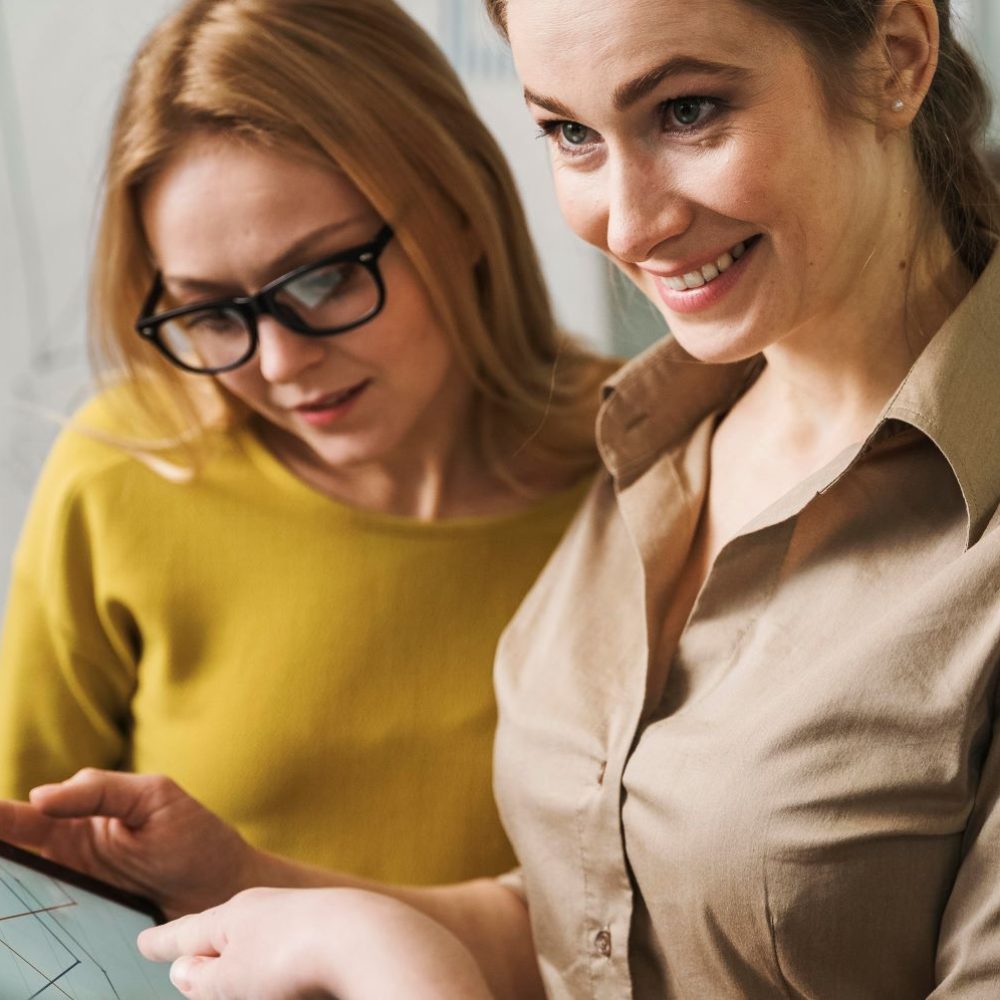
892, 99, 905, 111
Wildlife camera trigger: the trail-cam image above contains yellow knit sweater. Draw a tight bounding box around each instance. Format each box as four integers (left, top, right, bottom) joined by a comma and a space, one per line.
0, 394, 589, 884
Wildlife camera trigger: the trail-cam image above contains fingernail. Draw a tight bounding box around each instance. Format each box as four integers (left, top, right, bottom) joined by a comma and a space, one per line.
170, 958, 192, 993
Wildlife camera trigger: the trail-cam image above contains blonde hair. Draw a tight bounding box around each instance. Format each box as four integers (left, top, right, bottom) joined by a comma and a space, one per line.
92, 0, 615, 486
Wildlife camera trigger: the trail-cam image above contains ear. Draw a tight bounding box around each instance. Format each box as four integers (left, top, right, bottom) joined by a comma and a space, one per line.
877, 0, 940, 128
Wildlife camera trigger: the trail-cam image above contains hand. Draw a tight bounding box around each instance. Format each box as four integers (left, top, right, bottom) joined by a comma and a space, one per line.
140, 886, 496, 1000
0, 768, 255, 918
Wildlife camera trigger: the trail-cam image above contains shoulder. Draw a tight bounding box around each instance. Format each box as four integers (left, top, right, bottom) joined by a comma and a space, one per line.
35, 391, 144, 502
37, 386, 181, 498
23, 385, 244, 539
14, 389, 260, 580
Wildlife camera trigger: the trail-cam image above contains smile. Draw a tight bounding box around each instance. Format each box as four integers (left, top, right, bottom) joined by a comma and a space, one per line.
658, 236, 762, 292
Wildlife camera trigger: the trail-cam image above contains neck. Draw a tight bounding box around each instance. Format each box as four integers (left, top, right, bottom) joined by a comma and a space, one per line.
259, 393, 507, 520
305, 448, 488, 520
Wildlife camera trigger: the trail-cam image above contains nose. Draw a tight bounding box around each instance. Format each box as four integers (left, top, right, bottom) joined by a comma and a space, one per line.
255, 317, 327, 384
604, 148, 693, 265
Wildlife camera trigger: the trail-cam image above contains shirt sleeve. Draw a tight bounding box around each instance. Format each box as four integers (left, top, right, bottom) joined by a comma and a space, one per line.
0, 447, 137, 800
931, 700, 1000, 996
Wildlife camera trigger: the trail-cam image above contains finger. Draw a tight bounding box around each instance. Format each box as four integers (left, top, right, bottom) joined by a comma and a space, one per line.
170, 955, 216, 998
138, 910, 224, 963
30, 769, 171, 827
0, 799, 60, 850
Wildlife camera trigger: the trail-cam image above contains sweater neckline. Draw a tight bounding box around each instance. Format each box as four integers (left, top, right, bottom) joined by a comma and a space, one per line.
236, 422, 593, 535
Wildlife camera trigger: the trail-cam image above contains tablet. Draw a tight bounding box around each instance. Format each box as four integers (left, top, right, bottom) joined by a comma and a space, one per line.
0, 838, 177, 998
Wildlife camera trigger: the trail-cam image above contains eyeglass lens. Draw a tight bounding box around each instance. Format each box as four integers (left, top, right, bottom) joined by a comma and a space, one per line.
157, 258, 381, 371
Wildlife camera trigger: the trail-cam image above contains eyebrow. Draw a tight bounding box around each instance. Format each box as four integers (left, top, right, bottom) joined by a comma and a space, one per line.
523, 56, 751, 118
163, 216, 373, 294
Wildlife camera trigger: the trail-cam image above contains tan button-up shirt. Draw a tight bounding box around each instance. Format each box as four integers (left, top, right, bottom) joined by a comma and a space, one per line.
494, 253, 1000, 999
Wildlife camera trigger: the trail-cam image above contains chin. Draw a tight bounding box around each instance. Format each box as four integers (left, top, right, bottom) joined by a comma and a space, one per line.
306, 437, 388, 470
664, 318, 770, 366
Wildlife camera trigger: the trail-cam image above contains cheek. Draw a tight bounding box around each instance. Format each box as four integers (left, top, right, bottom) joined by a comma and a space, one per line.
363, 309, 454, 395
213, 371, 268, 411
410, 331, 457, 393
724, 125, 848, 240
673, 136, 779, 228
552, 169, 607, 249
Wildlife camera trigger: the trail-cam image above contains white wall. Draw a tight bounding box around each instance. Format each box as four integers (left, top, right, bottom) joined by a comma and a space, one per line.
955, 0, 1000, 138
0, 0, 610, 607
1, 1, 179, 609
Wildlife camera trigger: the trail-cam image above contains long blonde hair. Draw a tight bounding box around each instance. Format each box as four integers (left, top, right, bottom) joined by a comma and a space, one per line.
92, 0, 615, 485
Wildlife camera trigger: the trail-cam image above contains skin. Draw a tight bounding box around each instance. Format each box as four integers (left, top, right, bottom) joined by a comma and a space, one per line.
140, 888, 494, 1000
0, 1, 971, 997
142, 133, 500, 519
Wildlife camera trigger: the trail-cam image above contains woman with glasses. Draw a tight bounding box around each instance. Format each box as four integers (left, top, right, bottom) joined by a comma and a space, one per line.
0, 0, 614, 893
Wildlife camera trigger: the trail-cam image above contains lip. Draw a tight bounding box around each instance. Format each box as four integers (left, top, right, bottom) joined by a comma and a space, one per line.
291, 378, 371, 427
643, 236, 756, 281
648, 235, 762, 316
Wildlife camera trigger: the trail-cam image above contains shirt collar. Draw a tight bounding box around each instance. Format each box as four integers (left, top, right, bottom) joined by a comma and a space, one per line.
598, 250, 1000, 546
596, 336, 758, 485
884, 249, 1000, 546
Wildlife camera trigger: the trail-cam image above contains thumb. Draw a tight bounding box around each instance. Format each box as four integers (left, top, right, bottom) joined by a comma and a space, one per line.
170, 954, 218, 997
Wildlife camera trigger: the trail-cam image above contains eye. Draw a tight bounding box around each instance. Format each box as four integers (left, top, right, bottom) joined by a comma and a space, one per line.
184, 308, 243, 335
536, 119, 600, 157
285, 265, 351, 309
559, 122, 592, 146
282, 262, 370, 312
662, 97, 720, 132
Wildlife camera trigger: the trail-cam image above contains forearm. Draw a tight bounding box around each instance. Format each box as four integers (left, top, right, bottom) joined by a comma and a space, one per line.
247, 851, 544, 1000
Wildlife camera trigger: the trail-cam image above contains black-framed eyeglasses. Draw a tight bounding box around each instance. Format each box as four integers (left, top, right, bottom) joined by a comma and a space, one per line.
134, 224, 395, 375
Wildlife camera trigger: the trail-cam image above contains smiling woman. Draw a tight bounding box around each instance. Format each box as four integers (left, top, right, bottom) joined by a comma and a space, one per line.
484, 0, 1000, 996
0, 0, 616, 893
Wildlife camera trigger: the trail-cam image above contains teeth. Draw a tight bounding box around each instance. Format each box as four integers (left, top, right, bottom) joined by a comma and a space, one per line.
660, 239, 752, 293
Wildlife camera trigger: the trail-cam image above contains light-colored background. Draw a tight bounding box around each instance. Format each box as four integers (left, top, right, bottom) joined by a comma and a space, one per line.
0, 0, 996, 606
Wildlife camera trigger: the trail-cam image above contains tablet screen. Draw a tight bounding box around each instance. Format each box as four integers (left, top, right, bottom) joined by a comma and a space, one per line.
0, 840, 176, 998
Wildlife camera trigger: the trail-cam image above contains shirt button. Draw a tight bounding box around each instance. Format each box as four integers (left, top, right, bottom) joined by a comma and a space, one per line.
594, 928, 612, 958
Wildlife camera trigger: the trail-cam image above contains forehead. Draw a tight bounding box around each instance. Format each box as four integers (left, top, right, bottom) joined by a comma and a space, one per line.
505, 0, 785, 109
140, 134, 373, 264
144, 135, 364, 222
137, 135, 387, 294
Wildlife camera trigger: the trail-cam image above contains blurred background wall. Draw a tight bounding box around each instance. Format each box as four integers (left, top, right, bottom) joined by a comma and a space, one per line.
0, 0, 996, 606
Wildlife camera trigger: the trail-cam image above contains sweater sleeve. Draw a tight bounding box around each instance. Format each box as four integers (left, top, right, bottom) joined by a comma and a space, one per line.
0, 430, 139, 800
